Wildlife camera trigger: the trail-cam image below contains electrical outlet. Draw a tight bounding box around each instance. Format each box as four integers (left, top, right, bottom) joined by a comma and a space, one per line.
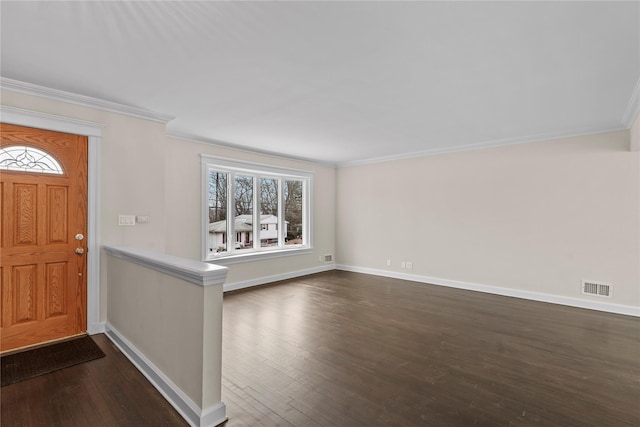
406, 262, 413, 269
386, 259, 391, 266
401, 261, 406, 268
136, 215, 150, 224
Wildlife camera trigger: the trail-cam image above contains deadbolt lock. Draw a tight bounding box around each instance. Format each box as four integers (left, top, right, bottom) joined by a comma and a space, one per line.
75, 233, 84, 241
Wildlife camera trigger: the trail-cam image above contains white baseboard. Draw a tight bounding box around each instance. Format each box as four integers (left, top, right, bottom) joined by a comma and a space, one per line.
224, 264, 335, 292
88, 321, 106, 334
335, 264, 640, 317
104, 323, 227, 427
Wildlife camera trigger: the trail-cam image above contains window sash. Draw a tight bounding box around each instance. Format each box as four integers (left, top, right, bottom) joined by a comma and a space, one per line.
201, 155, 312, 262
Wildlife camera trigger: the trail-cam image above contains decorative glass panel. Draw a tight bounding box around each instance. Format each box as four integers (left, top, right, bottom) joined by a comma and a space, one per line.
0, 146, 63, 174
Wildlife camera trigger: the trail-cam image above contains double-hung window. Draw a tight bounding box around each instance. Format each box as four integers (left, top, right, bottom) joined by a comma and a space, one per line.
202, 155, 312, 262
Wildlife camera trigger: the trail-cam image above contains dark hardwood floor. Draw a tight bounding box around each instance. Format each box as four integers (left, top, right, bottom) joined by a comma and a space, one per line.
1, 334, 188, 426
222, 271, 640, 426
2, 270, 639, 426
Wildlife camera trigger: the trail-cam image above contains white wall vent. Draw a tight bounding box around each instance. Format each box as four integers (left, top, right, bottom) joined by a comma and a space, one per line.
323, 254, 333, 263
581, 280, 612, 298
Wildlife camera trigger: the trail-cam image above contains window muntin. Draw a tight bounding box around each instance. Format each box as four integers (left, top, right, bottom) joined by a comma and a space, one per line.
202, 155, 312, 262
0, 145, 64, 174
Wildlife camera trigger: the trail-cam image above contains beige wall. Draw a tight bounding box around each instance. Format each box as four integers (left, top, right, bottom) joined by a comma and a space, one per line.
1, 90, 169, 251
1, 89, 336, 319
2, 88, 637, 312
2, 89, 170, 322
106, 256, 209, 406
631, 113, 640, 151
165, 136, 336, 285
336, 130, 640, 309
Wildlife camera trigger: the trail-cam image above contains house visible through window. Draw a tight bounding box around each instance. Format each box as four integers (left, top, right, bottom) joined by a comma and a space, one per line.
202, 155, 312, 262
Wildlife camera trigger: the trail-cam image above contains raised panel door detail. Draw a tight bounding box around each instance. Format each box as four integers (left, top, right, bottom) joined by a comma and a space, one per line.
45, 262, 67, 318
0, 182, 3, 249
1, 124, 88, 353
47, 186, 68, 244
0, 266, 3, 327
14, 184, 37, 246
12, 264, 37, 324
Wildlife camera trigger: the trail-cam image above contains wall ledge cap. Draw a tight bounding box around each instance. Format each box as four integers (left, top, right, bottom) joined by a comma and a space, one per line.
104, 245, 227, 287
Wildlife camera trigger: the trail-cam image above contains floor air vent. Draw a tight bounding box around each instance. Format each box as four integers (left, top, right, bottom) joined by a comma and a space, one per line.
582, 280, 612, 298
324, 254, 333, 263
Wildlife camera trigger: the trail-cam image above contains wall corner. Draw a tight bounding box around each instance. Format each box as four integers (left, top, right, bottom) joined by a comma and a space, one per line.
630, 113, 640, 152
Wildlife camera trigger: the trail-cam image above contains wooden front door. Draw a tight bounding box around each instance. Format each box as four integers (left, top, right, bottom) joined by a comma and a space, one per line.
0, 123, 88, 353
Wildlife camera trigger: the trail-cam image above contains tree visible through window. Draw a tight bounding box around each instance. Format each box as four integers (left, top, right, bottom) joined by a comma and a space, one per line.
285, 180, 303, 244
202, 156, 312, 261
260, 178, 278, 247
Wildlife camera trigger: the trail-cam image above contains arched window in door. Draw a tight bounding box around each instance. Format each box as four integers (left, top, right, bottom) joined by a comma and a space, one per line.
0, 145, 64, 174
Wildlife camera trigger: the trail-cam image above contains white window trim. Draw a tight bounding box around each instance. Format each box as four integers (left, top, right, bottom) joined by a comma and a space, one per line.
201, 155, 313, 263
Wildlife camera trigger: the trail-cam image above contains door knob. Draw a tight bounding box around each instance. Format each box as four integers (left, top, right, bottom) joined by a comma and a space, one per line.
75, 248, 85, 255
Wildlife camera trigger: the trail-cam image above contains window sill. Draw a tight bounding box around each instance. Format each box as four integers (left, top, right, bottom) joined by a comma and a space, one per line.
206, 246, 313, 265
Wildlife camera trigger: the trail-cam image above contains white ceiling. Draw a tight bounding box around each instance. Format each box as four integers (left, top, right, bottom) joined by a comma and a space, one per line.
1, 1, 638, 165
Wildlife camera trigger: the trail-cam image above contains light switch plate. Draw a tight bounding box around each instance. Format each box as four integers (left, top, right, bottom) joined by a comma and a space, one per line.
118, 215, 136, 226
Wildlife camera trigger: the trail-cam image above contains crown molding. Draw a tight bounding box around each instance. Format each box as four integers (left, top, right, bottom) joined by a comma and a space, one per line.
0, 105, 105, 136
622, 77, 640, 128
336, 126, 628, 168
167, 131, 337, 168
4, 75, 634, 166
0, 77, 175, 124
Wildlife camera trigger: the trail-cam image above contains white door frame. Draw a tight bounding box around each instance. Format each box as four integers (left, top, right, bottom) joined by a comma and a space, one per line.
1, 105, 104, 334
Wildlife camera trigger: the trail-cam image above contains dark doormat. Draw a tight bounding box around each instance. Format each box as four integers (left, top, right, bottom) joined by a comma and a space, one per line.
1, 335, 105, 386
